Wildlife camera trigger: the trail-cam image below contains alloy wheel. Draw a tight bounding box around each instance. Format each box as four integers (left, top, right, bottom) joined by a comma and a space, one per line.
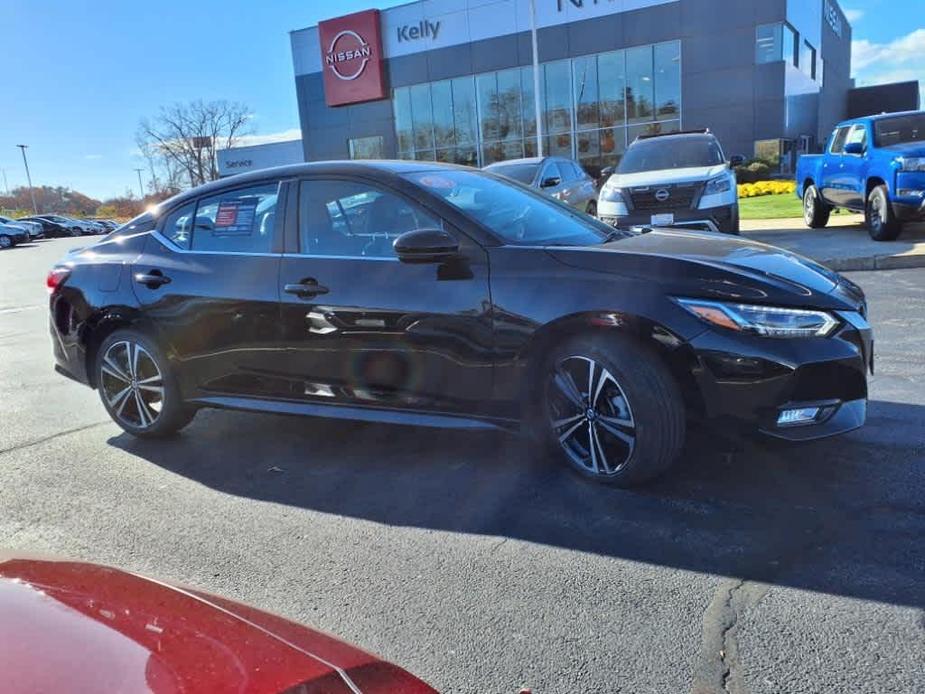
99, 340, 164, 429
0, 236, 11, 249
803, 190, 815, 224
546, 355, 636, 476
869, 193, 883, 231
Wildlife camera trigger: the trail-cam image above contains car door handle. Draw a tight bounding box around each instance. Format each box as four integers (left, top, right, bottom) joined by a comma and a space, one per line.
134, 270, 171, 288
285, 280, 329, 298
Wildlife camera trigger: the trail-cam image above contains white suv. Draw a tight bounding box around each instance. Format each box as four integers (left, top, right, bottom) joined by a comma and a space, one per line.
598, 130, 743, 234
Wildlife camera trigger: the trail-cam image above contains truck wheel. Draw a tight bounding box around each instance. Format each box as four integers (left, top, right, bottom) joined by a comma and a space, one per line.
720, 205, 740, 235
803, 185, 831, 228
865, 185, 902, 241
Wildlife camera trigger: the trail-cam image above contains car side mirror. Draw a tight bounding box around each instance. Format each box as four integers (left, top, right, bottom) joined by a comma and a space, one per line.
600, 166, 614, 177
729, 155, 746, 167
843, 142, 865, 155
393, 228, 459, 264
540, 176, 561, 188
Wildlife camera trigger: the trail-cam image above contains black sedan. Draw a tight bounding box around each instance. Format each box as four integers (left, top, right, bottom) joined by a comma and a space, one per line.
47, 161, 872, 486
19, 216, 81, 238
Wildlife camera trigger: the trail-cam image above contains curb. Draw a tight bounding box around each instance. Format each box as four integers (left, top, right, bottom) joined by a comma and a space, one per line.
821, 253, 925, 272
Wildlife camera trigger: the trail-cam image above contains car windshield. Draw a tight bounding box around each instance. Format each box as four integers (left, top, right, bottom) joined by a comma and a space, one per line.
618, 136, 725, 173
483, 162, 539, 185
874, 114, 925, 147
405, 169, 627, 246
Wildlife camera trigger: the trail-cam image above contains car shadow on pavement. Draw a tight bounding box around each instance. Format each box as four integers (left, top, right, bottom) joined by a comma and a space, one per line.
108, 398, 925, 609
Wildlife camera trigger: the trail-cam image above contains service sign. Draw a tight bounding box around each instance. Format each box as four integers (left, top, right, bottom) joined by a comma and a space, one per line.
318, 9, 386, 107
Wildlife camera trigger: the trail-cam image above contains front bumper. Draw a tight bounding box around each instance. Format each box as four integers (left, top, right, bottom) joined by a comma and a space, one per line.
687, 310, 872, 442
599, 203, 736, 232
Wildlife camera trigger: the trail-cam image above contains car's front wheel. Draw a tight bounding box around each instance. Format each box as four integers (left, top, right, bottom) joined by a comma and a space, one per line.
803, 184, 831, 228
865, 184, 902, 241
534, 334, 686, 487
0, 234, 12, 250
96, 329, 195, 438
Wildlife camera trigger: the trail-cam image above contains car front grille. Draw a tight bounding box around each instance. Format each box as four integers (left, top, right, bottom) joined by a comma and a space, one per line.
629, 183, 702, 211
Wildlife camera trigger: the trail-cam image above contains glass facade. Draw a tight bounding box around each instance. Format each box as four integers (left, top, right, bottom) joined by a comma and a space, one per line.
393, 41, 681, 174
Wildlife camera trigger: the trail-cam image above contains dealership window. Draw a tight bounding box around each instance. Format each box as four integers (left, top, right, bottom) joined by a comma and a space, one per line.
756, 22, 798, 66
392, 40, 680, 172
348, 136, 385, 160
801, 41, 817, 79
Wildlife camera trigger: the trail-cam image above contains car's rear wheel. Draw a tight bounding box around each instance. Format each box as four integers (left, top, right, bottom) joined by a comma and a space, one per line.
0, 235, 12, 250
96, 329, 195, 438
803, 184, 831, 228
533, 334, 686, 487
865, 184, 902, 241
586, 200, 597, 217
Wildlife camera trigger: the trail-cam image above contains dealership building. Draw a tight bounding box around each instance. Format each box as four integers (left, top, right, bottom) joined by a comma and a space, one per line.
274, 0, 914, 176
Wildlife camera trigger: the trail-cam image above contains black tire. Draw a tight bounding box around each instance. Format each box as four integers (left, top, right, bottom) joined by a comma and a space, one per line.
528, 333, 686, 487
803, 184, 831, 228
69, 227, 81, 237
586, 200, 598, 217
865, 184, 902, 241
720, 204, 740, 235
95, 329, 195, 438
0, 234, 12, 250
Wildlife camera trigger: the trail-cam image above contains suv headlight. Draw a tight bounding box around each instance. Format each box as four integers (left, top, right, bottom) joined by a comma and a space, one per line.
600, 186, 626, 203
704, 174, 732, 195
675, 299, 839, 337
898, 157, 925, 172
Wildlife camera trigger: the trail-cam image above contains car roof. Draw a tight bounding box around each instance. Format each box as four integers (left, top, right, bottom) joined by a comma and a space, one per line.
631, 132, 717, 145
159, 160, 474, 211
485, 157, 547, 167
840, 110, 925, 126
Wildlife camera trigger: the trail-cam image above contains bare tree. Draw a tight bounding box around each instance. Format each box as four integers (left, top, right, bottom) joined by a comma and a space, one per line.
137, 100, 252, 190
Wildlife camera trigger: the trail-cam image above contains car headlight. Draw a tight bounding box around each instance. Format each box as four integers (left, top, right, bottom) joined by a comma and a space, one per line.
600, 186, 626, 203
704, 175, 732, 195
675, 299, 839, 337
898, 156, 925, 172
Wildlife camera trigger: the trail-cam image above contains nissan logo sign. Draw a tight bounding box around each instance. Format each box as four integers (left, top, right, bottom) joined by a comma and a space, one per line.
655, 189, 670, 202
325, 29, 372, 81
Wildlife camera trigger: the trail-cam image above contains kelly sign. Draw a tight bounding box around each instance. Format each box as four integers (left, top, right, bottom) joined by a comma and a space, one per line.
318, 9, 386, 107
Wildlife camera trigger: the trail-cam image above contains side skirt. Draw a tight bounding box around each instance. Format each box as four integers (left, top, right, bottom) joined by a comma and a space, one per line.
188, 395, 520, 432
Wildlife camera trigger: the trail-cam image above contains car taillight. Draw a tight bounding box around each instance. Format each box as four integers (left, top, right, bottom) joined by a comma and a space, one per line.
46, 267, 70, 293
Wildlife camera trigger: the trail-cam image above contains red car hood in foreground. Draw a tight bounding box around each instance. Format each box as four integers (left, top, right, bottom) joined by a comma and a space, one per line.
0, 554, 436, 693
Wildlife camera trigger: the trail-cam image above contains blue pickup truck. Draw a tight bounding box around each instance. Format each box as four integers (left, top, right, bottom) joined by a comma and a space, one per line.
796, 110, 925, 241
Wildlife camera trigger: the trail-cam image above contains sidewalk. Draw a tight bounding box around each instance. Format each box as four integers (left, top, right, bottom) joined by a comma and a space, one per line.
740, 214, 925, 271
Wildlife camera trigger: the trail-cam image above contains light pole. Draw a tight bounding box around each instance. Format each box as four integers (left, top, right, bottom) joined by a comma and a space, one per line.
133, 168, 145, 199
529, 0, 544, 157
1, 168, 9, 196
16, 144, 38, 214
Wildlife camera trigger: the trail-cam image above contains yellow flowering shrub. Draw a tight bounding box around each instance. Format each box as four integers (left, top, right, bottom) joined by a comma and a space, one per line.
737, 180, 797, 198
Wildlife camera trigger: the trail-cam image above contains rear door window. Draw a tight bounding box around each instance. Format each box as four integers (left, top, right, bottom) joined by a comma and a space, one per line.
190, 183, 280, 254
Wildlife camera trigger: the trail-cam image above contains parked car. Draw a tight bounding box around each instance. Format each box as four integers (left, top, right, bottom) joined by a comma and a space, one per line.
0, 215, 44, 240
19, 215, 82, 237
797, 110, 925, 241
0, 552, 437, 693
90, 218, 120, 231
597, 129, 744, 234
484, 156, 599, 216
39, 214, 98, 235
49, 161, 872, 487
0, 222, 29, 249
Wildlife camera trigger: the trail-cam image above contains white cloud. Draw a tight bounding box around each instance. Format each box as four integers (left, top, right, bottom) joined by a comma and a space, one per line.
234, 128, 302, 147
84, 154, 103, 160
852, 28, 925, 105
843, 8, 864, 23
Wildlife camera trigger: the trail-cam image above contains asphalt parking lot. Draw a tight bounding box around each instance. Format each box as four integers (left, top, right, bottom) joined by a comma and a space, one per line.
2, 237, 924, 693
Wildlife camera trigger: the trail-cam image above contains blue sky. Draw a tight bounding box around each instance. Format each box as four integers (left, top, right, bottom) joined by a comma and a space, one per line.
0, 0, 920, 200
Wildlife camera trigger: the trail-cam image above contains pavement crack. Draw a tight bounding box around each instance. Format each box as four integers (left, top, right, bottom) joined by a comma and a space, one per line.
693, 579, 756, 694
0, 421, 111, 456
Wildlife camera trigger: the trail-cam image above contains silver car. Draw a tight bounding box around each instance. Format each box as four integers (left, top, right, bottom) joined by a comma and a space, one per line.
484, 156, 599, 216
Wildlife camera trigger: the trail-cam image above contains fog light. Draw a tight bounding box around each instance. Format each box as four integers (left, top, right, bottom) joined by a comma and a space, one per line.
777, 407, 820, 426
897, 189, 925, 198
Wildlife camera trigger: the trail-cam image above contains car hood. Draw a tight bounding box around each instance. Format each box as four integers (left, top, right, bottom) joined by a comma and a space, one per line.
546, 228, 859, 308
0, 554, 435, 694
607, 164, 727, 188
